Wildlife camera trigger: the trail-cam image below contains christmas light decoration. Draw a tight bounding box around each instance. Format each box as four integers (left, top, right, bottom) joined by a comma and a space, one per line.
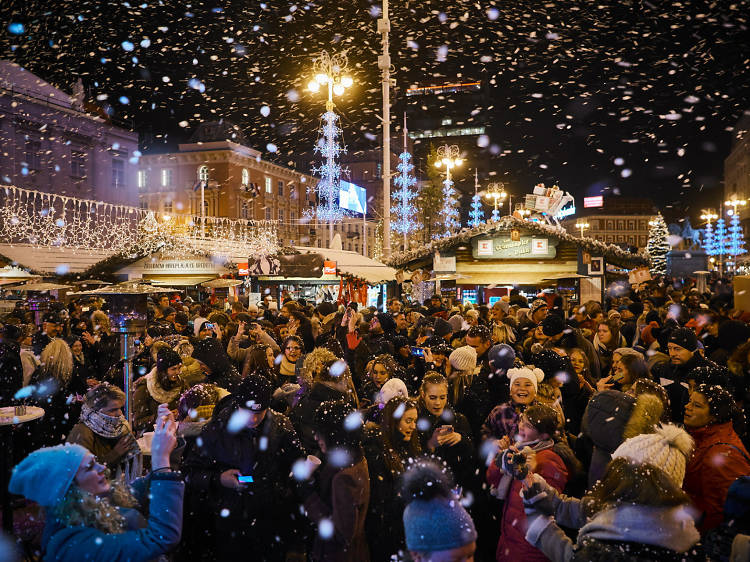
391, 116, 418, 248
468, 169, 485, 227
647, 213, 669, 275
714, 217, 728, 259
729, 211, 746, 261
703, 223, 716, 255
0, 185, 279, 260
435, 144, 462, 237
305, 51, 352, 241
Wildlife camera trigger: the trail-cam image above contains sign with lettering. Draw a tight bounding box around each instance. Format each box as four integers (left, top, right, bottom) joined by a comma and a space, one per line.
472, 236, 558, 259
433, 253, 457, 273
141, 259, 221, 274
323, 261, 337, 275
238, 262, 249, 276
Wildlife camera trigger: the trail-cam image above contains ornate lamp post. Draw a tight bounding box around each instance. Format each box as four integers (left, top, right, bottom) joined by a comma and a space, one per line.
434, 144, 462, 236
485, 182, 507, 221
576, 219, 590, 238
307, 51, 353, 244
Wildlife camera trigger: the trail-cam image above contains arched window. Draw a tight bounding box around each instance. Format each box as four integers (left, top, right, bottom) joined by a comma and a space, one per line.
198, 165, 209, 183
241, 168, 249, 186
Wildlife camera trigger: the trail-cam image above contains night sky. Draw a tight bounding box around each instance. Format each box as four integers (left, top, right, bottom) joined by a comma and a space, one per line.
1, 0, 748, 223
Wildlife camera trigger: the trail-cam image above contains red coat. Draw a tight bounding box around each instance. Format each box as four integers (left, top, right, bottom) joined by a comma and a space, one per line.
684, 422, 750, 533
488, 448, 569, 562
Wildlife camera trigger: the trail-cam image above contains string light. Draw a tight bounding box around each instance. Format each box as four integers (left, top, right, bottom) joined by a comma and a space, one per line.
0, 185, 279, 260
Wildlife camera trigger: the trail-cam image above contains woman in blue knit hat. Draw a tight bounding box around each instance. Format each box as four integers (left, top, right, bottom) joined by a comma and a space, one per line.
9, 404, 184, 561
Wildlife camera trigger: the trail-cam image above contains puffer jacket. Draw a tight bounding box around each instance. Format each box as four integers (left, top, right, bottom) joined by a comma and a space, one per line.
684, 422, 750, 533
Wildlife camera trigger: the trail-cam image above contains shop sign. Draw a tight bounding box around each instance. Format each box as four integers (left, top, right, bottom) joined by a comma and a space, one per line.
433, 252, 456, 273
250, 253, 324, 277
237, 262, 249, 276
323, 261, 337, 275
472, 236, 557, 259
141, 258, 221, 274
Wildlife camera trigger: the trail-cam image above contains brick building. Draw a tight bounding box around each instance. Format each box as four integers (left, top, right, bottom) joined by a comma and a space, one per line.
561, 197, 656, 250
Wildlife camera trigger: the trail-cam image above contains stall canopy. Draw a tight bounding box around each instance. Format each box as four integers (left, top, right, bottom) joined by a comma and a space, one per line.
294, 247, 398, 284
0, 265, 41, 286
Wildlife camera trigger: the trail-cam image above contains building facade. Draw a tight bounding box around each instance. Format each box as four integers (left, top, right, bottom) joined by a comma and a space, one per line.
0, 60, 139, 206
561, 197, 656, 250
724, 111, 750, 220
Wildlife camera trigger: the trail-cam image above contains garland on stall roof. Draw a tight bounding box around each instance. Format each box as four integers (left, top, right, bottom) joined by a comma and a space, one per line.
384, 215, 648, 269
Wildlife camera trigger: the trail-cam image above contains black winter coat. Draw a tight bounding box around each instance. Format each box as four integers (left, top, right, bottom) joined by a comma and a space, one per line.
289, 382, 352, 456
0, 341, 23, 403
182, 406, 307, 559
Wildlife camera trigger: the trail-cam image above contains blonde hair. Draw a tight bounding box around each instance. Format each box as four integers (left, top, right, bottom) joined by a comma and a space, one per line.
51, 477, 137, 534
40, 339, 73, 386
90, 310, 111, 335
492, 322, 516, 345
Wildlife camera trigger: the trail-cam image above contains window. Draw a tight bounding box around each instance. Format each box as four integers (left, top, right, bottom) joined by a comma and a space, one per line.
606, 220, 614, 230
265, 177, 272, 193
290, 210, 297, 222
241, 168, 249, 186
616, 220, 625, 230
25, 140, 41, 170
265, 207, 272, 221
375, 163, 382, 179
627, 220, 635, 230
164, 200, 173, 213
278, 208, 284, 222
278, 180, 284, 196
198, 165, 209, 183
112, 158, 125, 188
139, 199, 148, 210
161, 169, 173, 188
289, 184, 297, 199
72, 150, 86, 178
137, 170, 147, 189
240, 200, 251, 220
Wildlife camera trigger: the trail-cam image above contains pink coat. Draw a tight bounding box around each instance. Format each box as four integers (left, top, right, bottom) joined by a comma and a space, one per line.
488, 448, 569, 562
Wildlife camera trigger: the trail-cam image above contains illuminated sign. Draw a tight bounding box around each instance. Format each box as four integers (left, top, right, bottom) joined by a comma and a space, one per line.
238, 262, 249, 276
339, 181, 367, 215
556, 204, 576, 219
323, 261, 337, 275
584, 196, 604, 208
473, 236, 558, 259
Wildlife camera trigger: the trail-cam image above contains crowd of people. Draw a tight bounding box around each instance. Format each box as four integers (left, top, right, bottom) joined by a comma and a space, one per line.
1, 277, 749, 561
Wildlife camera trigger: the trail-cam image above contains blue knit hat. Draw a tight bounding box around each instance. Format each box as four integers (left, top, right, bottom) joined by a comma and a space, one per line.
9, 444, 88, 506
402, 460, 477, 553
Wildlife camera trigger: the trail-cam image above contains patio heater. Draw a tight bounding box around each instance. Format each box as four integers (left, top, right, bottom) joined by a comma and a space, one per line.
78, 282, 176, 424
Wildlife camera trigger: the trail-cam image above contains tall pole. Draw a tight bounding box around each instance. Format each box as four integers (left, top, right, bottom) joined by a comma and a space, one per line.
327, 81, 335, 246
379, 0, 391, 257
403, 113, 408, 249
200, 180, 205, 237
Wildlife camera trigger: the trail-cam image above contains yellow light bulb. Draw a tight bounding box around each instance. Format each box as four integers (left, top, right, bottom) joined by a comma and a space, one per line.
308, 80, 320, 92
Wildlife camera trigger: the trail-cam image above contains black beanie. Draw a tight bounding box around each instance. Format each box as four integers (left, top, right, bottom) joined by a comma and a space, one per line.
696, 384, 739, 425
191, 338, 231, 375
376, 313, 397, 334
233, 373, 272, 411
523, 404, 560, 438
157, 348, 182, 372
434, 317, 453, 338
668, 327, 698, 352
531, 349, 571, 381
541, 314, 564, 337
628, 302, 644, 317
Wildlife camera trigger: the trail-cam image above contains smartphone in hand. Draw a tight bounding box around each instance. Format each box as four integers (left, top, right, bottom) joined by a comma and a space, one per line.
237, 475, 254, 483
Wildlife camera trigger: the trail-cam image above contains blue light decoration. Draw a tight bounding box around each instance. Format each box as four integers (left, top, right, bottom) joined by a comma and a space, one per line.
469, 193, 484, 227
391, 150, 418, 239
714, 218, 728, 257
729, 211, 746, 260
441, 176, 461, 236
468, 170, 485, 227
309, 110, 346, 224
703, 223, 716, 256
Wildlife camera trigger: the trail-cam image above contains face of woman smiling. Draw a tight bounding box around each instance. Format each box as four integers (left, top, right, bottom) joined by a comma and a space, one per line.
398, 408, 418, 441
74, 453, 110, 496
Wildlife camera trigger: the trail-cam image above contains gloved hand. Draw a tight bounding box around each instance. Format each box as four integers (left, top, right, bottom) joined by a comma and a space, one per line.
501, 447, 529, 480
521, 473, 561, 516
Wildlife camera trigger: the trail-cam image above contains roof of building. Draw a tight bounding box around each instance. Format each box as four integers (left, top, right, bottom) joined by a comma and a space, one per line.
189, 120, 248, 145
0, 60, 73, 108
384, 216, 648, 270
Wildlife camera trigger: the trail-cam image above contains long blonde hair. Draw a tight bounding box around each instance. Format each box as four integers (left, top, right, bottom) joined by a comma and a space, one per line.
90, 310, 111, 335
40, 339, 73, 386
50, 477, 138, 534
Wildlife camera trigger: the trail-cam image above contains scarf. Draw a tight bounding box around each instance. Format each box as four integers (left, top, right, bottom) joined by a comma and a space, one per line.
279, 356, 296, 377
81, 403, 128, 439
145, 369, 182, 404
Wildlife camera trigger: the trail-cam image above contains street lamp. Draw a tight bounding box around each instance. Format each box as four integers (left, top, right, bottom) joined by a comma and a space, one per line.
435, 144, 462, 235
308, 51, 353, 244
485, 182, 507, 221
576, 219, 590, 238
725, 196, 747, 215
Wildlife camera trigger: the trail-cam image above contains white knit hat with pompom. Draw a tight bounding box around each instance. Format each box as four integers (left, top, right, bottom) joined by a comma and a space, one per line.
612, 423, 694, 486
508, 366, 545, 391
